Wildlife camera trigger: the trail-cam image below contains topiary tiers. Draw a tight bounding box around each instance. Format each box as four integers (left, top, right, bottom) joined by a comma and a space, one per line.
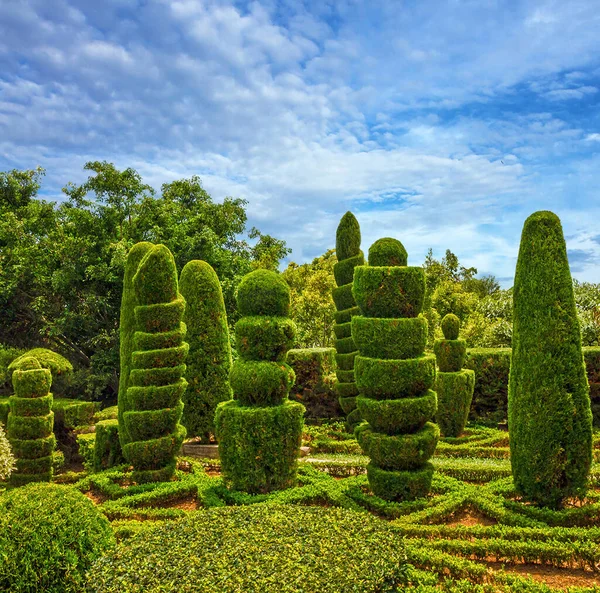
216, 269, 304, 493
509, 211, 593, 508
353, 238, 438, 500
441, 313, 460, 340
336, 211, 362, 261
333, 252, 364, 286
434, 338, 467, 372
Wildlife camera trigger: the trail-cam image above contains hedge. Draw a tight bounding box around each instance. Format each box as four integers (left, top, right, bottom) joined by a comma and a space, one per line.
180, 260, 232, 440
509, 210, 592, 508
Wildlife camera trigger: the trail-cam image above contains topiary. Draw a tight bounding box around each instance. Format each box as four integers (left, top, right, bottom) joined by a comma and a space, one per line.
332, 212, 365, 430
0, 423, 15, 481
509, 211, 593, 508
121, 244, 188, 483
0, 482, 114, 593
434, 314, 475, 437
117, 241, 154, 450
179, 260, 232, 441
9, 348, 73, 397
353, 238, 439, 500
6, 356, 55, 485
215, 269, 304, 493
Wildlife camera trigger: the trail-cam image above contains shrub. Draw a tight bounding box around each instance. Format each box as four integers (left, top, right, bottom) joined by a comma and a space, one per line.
0, 424, 15, 481
332, 212, 365, 430
8, 348, 73, 397
0, 483, 114, 593
0, 344, 26, 395
354, 239, 438, 500
179, 260, 232, 441
216, 269, 304, 493
435, 315, 475, 438
7, 356, 55, 485
87, 505, 410, 593
122, 244, 188, 483
509, 211, 593, 507
92, 419, 123, 472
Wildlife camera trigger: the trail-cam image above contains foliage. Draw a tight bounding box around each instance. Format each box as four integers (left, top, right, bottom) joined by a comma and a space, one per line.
180, 260, 232, 440
8, 348, 73, 397
0, 164, 288, 403
509, 211, 593, 508
0, 424, 15, 481
0, 482, 114, 593
0, 345, 26, 395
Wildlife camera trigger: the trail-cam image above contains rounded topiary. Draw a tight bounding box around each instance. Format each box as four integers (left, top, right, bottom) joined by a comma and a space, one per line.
509, 211, 593, 508
353, 243, 438, 500
0, 483, 114, 593
441, 314, 460, 340
122, 244, 188, 483
237, 269, 290, 317
7, 356, 55, 485
332, 212, 365, 431
179, 260, 232, 441
216, 269, 304, 493
368, 237, 408, 267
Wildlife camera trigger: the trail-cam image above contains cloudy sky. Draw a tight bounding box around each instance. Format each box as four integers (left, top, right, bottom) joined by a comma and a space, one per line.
1, 0, 599, 284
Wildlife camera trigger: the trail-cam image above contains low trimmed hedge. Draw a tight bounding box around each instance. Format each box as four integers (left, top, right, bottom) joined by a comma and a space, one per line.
86, 505, 411, 593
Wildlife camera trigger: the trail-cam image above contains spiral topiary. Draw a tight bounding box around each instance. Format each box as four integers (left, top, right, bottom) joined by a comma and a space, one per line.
434, 314, 475, 437
509, 211, 593, 508
353, 239, 439, 500
215, 269, 305, 493
121, 244, 188, 483
332, 212, 365, 430
6, 356, 56, 485
179, 260, 232, 441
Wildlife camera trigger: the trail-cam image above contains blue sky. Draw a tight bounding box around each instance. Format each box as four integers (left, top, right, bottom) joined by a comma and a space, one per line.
1, 0, 600, 284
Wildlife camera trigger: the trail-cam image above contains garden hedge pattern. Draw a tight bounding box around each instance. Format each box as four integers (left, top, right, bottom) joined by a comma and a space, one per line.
215, 269, 304, 493
354, 239, 439, 500
122, 244, 188, 483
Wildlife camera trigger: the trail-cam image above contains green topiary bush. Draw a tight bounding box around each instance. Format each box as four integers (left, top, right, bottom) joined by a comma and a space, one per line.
434, 314, 475, 438
121, 244, 188, 483
354, 238, 439, 500
179, 260, 232, 441
8, 348, 73, 397
509, 211, 593, 508
332, 212, 365, 430
92, 419, 124, 472
87, 505, 411, 593
7, 356, 55, 485
0, 483, 114, 593
216, 269, 304, 493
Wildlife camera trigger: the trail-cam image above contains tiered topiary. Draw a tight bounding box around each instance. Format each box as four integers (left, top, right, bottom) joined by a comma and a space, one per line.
179, 260, 232, 441
6, 356, 56, 484
434, 314, 475, 437
118, 241, 154, 451
215, 269, 305, 493
332, 211, 365, 430
353, 238, 439, 500
121, 244, 188, 483
9, 348, 73, 397
509, 211, 593, 508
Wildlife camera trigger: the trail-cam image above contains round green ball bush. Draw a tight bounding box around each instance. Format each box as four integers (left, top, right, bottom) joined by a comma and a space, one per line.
0, 483, 114, 593
367, 461, 434, 501
368, 237, 408, 267
441, 313, 460, 340
87, 505, 412, 593
237, 269, 290, 317
336, 211, 361, 261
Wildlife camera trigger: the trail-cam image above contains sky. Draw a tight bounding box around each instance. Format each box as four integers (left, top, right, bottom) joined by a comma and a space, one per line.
1, 0, 599, 285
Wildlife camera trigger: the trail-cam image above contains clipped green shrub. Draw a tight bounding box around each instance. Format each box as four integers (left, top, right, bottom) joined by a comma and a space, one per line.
509, 211, 593, 508
584, 346, 600, 427
179, 260, 232, 441
92, 419, 124, 472
118, 242, 154, 450
9, 348, 73, 397
122, 244, 188, 483
332, 212, 364, 430
0, 423, 15, 480
0, 483, 114, 593
7, 357, 55, 485
354, 239, 438, 500
87, 505, 411, 593
434, 315, 475, 438
217, 269, 304, 493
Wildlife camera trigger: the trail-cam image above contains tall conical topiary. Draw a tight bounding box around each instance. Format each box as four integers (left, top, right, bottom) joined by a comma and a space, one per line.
122, 244, 188, 483
7, 356, 55, 485
179, 260, 232, 441
332, 211, 365, 430
353, 238, 439, 500
434, 314, 475, 437
509, 211, 592, 508
118, 241, 154, 450
215, 269, 305, 493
